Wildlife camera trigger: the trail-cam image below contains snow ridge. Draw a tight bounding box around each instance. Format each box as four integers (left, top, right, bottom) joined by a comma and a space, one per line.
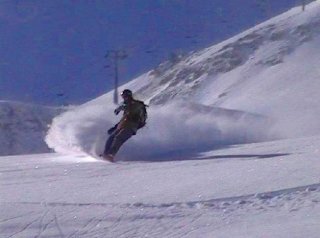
135, 1, 320, 105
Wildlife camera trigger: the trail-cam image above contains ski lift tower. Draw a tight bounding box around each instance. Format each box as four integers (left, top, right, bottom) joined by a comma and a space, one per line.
105, 50, 128, 104
302, 0, 306, 11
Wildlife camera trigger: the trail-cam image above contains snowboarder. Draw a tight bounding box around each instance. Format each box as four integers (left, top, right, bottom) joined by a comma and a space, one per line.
100, 89, 147, 162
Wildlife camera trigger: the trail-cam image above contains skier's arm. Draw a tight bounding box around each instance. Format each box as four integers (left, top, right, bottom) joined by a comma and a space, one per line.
114, 103, 126, 115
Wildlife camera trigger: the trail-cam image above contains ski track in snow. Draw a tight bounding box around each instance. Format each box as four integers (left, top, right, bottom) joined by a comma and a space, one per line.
1, 185, 320, 238
1, 135, 320, 238
3, 2, 320, 237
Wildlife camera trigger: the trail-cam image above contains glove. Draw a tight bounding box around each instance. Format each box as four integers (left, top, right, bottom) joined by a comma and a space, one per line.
114, 103, 125, 115
107, 124, 117, 135
114, 107, 122, 115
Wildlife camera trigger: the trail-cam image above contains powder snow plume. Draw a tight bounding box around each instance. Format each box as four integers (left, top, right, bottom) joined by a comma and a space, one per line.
45, 95, 275, 161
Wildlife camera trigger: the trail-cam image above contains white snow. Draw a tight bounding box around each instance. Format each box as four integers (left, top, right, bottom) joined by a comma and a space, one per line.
2, 1, 320, 237
1, 137, 320, 237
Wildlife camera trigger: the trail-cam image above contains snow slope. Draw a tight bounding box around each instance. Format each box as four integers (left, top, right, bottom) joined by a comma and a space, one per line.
1, 136, 320, 237
46, 1, 320, 159
0, 101, 61, 156
134, 0, 320, 138
2, 2, 320, 237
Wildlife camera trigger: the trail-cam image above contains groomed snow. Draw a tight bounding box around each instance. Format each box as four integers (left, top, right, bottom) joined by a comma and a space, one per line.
1, 136, 320, 237
2, 1, 320, 237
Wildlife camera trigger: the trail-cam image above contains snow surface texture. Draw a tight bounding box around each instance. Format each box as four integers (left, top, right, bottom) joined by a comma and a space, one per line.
2, 2, 320, 237
1, 136, 320, 237
0, 101, 61, 155
46, 1, 320, 160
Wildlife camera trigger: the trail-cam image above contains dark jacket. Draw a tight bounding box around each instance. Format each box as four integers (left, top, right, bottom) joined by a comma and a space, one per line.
117, 100, 145, 133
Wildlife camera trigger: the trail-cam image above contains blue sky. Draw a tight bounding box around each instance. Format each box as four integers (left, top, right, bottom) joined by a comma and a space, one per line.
0, 0, 300, 105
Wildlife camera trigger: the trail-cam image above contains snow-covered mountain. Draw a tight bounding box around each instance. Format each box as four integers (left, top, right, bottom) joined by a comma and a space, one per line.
131, 1, 320, 138
0, 0, 302, 105
46, 1, 320, 159
135, 4, 320, 107
2, 2, 320, 238
0, 101, 61, 155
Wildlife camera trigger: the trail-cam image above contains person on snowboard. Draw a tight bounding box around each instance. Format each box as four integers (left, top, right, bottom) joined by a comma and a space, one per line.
101, 89, 147, 162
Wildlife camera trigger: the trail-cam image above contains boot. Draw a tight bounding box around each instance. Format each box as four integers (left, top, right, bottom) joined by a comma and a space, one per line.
100, 153, 114, 162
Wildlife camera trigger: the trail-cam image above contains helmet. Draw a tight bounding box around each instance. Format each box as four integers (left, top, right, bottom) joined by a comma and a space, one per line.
121, 89, 133, 98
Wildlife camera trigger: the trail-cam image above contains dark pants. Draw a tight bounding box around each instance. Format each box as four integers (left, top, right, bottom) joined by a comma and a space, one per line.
103, 128, 135, 156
